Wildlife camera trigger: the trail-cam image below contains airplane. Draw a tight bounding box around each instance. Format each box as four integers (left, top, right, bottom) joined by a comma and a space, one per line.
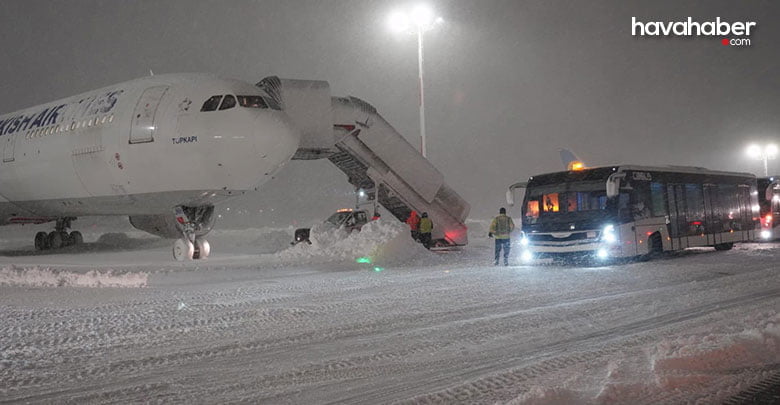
0, 73, 300, 260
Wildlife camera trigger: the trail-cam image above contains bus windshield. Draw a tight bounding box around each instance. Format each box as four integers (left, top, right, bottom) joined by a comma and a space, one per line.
523, 181, 628, 227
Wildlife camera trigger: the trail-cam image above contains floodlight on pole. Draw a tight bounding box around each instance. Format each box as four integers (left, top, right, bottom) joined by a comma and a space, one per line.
387, 4, 443, 158
746, 143, 778, 176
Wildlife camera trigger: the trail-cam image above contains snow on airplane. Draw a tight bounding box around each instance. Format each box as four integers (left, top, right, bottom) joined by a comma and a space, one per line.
0, 73, 299, 260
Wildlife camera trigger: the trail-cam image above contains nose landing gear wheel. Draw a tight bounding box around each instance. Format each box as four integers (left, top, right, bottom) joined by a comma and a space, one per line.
173, 239, 195, 261
193, 238, 210, 260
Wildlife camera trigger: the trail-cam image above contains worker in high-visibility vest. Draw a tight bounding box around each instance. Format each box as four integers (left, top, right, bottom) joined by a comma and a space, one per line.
418, 212, 433, 249
489, 207, 515, 266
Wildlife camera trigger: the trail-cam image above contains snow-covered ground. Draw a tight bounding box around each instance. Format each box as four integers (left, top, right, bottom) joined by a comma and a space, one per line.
0, 219, 778, 404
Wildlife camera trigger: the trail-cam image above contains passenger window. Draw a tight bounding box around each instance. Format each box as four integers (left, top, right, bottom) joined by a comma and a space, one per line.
219, 95, 236, 110
200, 95, 223, 112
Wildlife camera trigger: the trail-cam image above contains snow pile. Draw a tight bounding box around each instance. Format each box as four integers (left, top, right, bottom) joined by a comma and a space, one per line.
651, 311, 780, 388
508, 386, 583, 405
276, 219, 432, 266
511, 311, 780, 404
0, 266, 147, 288
207, 227, 294, 254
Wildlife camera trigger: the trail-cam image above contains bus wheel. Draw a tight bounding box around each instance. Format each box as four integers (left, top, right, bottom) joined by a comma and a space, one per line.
641, 233, 663, 261
714, 242, 734, 251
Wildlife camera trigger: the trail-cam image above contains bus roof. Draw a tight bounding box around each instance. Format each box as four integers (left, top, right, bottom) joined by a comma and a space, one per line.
529, 164, 756, 180
526, 164, 756, 187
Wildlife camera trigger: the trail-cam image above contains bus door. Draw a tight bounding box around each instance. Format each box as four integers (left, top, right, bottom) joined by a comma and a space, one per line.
737, 185, 752, 240
703, 185, 721, 245
667, 184, 687, 250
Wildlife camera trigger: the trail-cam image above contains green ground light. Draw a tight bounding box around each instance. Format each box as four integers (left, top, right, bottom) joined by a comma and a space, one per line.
356, 257, 372, 264
373, 267, 384, 272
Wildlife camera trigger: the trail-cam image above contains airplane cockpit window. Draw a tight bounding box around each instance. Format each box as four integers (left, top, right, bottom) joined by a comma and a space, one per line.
200, 95, 223, 112
219, 95, 236, 110
237, 95, 269, 109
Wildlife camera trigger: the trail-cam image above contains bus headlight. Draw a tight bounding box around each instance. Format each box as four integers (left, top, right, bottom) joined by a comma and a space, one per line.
521, 250, 533, 262
520, 236, 529, 246
761, 230, 772, 240
597, 248, 609, 259
602, 224, 617, 244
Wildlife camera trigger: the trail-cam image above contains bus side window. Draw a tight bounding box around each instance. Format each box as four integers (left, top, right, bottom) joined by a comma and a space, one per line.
650, 182, 666, 217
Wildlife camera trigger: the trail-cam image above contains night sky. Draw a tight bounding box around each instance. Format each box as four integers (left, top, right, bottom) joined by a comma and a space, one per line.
1, 0, 778, 223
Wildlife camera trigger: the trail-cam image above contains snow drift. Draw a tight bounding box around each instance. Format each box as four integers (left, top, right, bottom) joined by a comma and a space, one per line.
275, 219, 434, 266
0, 266, 147, 288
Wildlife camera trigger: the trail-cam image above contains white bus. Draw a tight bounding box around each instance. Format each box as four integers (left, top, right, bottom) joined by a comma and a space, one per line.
757, 176, 780, 240
507, 165, 761, 262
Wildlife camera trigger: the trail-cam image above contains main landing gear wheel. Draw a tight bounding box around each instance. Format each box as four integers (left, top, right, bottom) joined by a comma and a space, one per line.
33, 218, 82, 251
35, 232, 48, 250
193, 238, 210, 260
173, 239, 195, 261
48, 231, 64, 249
70, 231, 83, 245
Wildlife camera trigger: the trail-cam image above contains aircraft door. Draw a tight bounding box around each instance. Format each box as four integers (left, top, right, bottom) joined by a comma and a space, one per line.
130, 86, 169, 144
2, 133, 15, 162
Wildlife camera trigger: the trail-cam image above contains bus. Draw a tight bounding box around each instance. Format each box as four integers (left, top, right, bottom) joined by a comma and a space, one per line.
757, 176, 780, 240
506, 165, 761, 262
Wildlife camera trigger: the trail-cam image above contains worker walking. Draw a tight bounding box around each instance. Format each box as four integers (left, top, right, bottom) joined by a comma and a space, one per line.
406, 210, 420, 241
489, 207, 515, 266
418, 212, 434, 249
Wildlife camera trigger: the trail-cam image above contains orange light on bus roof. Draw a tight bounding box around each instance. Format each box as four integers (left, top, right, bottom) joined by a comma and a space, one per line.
569, 161, 585, 171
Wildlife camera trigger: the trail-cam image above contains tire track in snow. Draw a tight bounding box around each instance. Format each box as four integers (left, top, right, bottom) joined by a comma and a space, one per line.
331, 287, 780, 404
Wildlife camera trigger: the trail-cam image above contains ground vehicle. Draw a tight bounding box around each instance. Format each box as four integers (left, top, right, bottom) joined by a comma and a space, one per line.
757, 176, 780, 240
507, 165, 760, 262
293, 209, 370, 244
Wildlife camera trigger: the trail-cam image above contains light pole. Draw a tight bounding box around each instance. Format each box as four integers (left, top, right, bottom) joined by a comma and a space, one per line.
746, 143, 778, 176
388, 5, 443, 158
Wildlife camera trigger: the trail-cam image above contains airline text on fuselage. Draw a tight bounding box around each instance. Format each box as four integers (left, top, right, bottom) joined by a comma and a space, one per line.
0, 90, 124, 137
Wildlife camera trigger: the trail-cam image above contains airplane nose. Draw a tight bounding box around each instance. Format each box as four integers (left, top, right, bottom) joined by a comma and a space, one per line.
254, 113, 300, 176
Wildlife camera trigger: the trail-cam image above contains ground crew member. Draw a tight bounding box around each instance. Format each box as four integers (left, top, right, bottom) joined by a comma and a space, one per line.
406, 210, 420, 241
418, 212, 433, 249
489, 207, 515, 266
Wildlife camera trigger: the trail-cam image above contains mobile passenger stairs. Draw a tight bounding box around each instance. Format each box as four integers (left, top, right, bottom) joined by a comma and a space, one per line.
257, 77, 470, 247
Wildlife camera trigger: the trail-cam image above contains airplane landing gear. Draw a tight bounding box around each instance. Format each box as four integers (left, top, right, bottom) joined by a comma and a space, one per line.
34, 217, 82, 251
172, 206, 213, 261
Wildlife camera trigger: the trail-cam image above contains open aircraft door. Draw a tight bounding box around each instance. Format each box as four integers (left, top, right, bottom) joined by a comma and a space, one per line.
130, 86, 169, 144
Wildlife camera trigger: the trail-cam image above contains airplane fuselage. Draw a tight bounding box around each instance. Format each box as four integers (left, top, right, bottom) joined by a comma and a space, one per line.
0, 73, 299, 224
